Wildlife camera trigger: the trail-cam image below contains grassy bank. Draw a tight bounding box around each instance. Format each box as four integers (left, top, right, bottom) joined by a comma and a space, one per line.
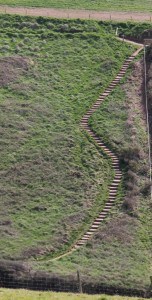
0, 0, 152, 13
0, 15, 136, 261
0, 289, 149, 300
32, 32, 151, 291
0, 15, 151, 292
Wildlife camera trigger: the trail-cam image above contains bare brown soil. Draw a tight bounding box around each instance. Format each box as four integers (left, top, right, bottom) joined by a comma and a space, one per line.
0, 6, 152, 22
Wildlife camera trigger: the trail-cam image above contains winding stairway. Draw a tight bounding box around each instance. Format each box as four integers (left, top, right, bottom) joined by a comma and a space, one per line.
52, 41, 143, 261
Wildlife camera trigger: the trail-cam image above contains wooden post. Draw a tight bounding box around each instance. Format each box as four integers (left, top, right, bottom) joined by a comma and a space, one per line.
77, 270, 83, 294
116, 27, 118, 36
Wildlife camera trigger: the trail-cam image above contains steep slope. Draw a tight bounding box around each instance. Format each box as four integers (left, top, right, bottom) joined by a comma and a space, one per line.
0, 16, 136, 260
0, 16, 151, 293
35, 43, 151, 293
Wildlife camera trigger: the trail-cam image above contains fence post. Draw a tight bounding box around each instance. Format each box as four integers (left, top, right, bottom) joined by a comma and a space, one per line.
77, 270, 83, 294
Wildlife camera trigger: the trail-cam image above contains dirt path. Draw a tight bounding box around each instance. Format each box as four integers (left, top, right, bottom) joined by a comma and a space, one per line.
0, 5, 152, 22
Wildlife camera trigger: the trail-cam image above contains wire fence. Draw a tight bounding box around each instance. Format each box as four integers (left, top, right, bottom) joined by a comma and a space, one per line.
0, 261, 151, 297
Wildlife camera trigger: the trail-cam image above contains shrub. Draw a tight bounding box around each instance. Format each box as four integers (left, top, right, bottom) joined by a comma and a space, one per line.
121, 144, 141, 161
122, 196, 138, 216
1, 45, 10, 51
125, 181, 135, 191
59, 24, 69, 32
30, 23, 39, 30
140, 180, 151, 196
24, 37, 30, 43
18, 42, 24, 47
47, 22, 55, 30
127, 170, 138, 182
19, 22, 31, 29
15, 46, 21, 53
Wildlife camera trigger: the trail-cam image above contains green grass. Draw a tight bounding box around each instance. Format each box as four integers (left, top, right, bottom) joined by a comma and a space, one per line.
0, 289, 148, 300
0, 0, 152, 13
0, 16, 136, 261
29, 21, 151, 290
0, 15, 151, 292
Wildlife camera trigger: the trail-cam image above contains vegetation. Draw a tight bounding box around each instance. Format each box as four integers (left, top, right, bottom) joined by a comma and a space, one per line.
0, 0, 152, 13
0, 14, 151, 293
0, 15, 136, 260
32, 28, 151, 291
0, 289, 148, 300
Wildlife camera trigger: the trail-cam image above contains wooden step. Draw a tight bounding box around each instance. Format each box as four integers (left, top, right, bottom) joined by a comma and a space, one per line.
86, 231, 94, 235
91, 224, 99, 228
93, 221, 102, 225
89, 228, 98, 232
95, 218, 104, 221
77, 241, 86, 245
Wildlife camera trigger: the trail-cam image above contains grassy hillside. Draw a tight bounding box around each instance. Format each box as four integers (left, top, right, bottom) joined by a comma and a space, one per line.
34, 58, 151, 292
0, 16, 136, 261
0, 15, 151, 293
0, 0, 152, 13
0, 289, 148, 300
50, 58, 150, 293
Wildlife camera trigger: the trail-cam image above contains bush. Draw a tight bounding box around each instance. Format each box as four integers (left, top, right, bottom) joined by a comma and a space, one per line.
121, 144, 141, 161
18, 42, 24, 47
140, 180, 151, 196
47, 22, 55, 30
24, 37, 30, 43
127, 170, 138, 182
1, 45, 10, 51
122, 196, 138, 216
30, 23, 39, 30
59, 24, 69, 32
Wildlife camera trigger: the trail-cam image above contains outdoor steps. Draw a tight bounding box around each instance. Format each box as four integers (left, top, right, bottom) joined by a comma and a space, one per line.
52, 44, 144, 259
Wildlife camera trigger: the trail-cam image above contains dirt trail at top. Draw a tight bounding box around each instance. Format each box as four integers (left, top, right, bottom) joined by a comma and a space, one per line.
0, 5, 152, 22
